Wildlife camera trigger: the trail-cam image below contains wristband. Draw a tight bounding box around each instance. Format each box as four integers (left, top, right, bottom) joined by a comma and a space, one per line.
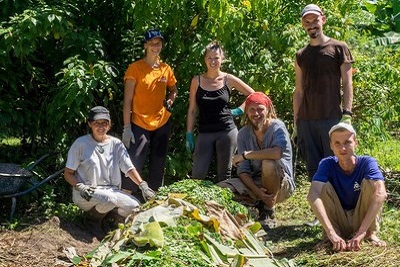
342, 110, 353, 117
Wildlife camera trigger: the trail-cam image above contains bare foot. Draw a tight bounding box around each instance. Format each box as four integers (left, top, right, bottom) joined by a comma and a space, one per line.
365, 233, 386, 247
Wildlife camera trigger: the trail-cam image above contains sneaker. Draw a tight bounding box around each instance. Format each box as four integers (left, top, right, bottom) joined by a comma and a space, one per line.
258, 207, 275, 220
256, 203, 277, 230
260, 215, 277, 230
255, 201, 275, 220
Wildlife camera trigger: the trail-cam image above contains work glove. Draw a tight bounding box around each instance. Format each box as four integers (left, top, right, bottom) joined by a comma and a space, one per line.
185, 132, 195, 152
340, 114, 352, 125
230, 107, 244, 117
75, 183, 95, 201
122, 124, 135, 149
139, 181, 155, 201
291, 127, 297, 144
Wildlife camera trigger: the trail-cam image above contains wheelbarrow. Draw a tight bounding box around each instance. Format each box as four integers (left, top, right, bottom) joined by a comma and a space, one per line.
0, 153, 64, 219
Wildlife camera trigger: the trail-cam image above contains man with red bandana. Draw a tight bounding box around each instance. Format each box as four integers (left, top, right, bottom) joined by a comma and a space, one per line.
218, 92, 294, 229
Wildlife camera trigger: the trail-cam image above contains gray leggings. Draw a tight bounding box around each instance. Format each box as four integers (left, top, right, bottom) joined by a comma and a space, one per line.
191, 128, 238, 182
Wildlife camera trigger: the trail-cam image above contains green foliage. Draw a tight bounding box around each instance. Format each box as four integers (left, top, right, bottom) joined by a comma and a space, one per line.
47, 56, 120, 151
349, 44, 400, 147
361, 0, 400, 33
156, 179, 248, 215
0, 0, 399, 189
80, 180, 292, 267
135, 222, 214, 267
0, 3, 117, 153
358, 138, 400, 171
54, 202, 83, 223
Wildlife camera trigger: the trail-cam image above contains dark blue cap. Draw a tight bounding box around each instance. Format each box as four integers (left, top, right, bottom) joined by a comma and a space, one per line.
144, 29, 164, 42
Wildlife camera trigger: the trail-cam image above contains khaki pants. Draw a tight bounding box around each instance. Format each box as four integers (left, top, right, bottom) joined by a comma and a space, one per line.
217, 160, 293, 205
320, 180, 381, 239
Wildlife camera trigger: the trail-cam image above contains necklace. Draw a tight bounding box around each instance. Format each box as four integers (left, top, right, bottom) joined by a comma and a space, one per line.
92, 134, 107, 154
97, 145, 105, 154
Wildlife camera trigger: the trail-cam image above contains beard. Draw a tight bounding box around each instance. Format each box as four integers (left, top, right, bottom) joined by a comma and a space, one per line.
250, 118, 266, 131
307, 27, 320, 39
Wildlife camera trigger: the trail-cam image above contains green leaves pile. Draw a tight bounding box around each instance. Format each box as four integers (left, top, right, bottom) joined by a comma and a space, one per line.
73, 179, 295, 267
156, 179, 249, 216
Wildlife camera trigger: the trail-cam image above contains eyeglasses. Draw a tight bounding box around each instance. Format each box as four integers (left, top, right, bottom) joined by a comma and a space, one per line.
92, 121, 110, 127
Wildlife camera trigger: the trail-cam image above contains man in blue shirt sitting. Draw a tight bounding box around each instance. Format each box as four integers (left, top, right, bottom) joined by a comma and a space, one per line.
308, 122, 387, 251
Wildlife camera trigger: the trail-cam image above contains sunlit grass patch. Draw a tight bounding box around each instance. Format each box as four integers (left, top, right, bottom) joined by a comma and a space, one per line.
359, 138, 400, 172
0, 137, 21, 146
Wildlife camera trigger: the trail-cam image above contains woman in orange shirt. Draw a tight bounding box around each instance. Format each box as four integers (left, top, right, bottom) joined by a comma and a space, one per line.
122, 29, 178, 197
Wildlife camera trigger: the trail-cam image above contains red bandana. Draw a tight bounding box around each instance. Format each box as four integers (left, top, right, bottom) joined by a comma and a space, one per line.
245, 92, 272, 108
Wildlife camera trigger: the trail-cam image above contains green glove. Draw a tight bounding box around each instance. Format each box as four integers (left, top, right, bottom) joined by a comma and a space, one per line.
340, 114, 352, 124
230, 107, 244, 117
186, 132, 195, 152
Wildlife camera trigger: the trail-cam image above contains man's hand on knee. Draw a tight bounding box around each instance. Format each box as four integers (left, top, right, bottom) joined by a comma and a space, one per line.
257, 188, 277, 208
75, 183, 95, 201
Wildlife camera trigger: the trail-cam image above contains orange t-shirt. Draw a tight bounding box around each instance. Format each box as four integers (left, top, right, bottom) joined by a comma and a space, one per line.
124, 59, 177, 131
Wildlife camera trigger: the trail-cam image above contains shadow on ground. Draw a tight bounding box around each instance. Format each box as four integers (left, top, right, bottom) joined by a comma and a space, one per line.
263, 223, 322, 259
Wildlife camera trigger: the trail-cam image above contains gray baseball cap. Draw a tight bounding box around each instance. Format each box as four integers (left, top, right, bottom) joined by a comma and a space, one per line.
301, 4, 324, 18
329, 122, 356, 137
88, 106, 111, 121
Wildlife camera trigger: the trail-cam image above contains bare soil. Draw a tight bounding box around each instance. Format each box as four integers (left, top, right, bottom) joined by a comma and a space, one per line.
0, 216, 99, 267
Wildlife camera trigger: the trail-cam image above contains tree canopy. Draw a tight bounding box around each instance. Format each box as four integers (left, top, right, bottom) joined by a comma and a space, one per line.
1, 0, 399, 180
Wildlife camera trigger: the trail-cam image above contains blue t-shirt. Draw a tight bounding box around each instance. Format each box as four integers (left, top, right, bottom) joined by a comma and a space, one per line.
313, 156, 384, 210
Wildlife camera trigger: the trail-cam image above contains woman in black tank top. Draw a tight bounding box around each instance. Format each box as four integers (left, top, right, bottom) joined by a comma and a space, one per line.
186, 41, 255, 182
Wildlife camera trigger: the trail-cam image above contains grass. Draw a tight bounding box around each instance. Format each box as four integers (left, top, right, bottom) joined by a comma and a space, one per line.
1, 137, 399, 266
268, 173, 400, 267
358, 139, 400, 171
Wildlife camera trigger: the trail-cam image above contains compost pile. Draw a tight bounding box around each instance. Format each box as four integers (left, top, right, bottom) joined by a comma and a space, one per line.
69, 179, 295, 267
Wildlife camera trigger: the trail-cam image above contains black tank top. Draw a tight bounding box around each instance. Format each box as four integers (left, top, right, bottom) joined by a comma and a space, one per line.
196, 75, 236, 133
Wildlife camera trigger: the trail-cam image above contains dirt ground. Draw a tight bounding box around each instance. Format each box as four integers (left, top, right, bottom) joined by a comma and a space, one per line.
0, 216, 99, 267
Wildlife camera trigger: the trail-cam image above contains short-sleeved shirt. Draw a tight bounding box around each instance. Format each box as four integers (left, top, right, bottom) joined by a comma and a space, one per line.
66, 134, 134, 188
313, 156, 384, 210
124, 59, 177, 130
236, 119, 295, 192
296, 38, 354, 120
